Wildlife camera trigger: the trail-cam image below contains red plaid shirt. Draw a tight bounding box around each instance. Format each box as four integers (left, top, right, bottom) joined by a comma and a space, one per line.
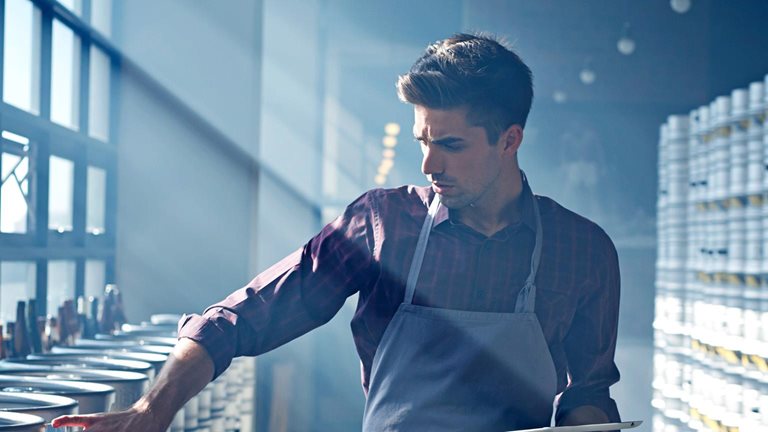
179, 177, 622, 422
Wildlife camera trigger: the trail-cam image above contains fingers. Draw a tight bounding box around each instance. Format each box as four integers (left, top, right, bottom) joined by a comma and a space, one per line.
51, 414, 99, 428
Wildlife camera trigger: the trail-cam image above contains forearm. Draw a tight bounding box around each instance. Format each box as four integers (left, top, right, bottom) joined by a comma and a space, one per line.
134, 337, 214, 426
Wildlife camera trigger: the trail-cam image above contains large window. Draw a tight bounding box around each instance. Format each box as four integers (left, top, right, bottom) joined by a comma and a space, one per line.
0, 0, 117, 318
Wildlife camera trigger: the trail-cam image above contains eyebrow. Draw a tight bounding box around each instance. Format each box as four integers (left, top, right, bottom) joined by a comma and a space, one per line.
414, 135, 464, 146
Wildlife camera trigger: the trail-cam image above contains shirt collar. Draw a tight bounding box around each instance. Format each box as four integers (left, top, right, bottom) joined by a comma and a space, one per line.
433, 170, 537, 232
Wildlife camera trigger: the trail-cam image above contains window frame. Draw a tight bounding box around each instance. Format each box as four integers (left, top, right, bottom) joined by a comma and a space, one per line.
0, 0, 118, 314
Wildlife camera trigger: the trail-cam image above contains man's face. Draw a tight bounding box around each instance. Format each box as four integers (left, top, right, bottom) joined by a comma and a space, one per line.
413, 105, 507, 209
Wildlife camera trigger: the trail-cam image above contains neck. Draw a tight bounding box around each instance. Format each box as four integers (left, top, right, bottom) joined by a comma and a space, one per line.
455, 168, 524, 237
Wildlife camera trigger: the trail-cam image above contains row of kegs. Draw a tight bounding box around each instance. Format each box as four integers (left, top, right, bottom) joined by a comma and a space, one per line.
655, 73, 768, 432
0, 314, 255, 432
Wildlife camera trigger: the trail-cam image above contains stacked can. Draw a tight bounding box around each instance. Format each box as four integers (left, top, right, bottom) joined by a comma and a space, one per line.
652, 115, 692, 430
762, 72, 768, 349
656, 74, 768, 432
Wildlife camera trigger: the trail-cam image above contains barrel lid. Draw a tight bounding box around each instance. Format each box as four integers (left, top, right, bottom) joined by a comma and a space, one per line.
5, 357, 153, 374
150, 314, 183, 326
0, 392, 78, 412
0, 412, 45, 430
32, 351, 167, 366
69, 340, 173, 355
97, 333, 177, 346
0, 375, 115, 397
121, 323, 177, 336
0, 368, 148, 384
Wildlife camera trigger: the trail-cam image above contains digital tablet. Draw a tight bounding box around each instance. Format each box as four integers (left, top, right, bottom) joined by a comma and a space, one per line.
509, 420, 643, 432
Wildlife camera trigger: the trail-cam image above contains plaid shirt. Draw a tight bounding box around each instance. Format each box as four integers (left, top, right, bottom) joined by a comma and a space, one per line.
179, 177, 621, 422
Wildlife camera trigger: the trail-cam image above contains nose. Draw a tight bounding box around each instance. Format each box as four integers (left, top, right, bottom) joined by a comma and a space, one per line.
421, 144, 444, 178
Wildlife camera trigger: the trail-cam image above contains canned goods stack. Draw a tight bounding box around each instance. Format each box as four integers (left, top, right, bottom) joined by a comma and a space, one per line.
655, 73, 768, 432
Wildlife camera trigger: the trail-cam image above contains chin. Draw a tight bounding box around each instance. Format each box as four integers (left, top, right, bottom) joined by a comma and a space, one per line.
437, 194, 471, 209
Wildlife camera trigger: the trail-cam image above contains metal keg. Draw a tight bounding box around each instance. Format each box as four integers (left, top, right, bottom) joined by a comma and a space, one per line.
0, 369, 147, 411
2, 358, 155, 382
68, 340, 173, 356
34, 351, 167, 377
120, 324, 176, 336
0, 393, 78, 432
150, 314, 183, 326
95, 334, 178, 347
0, 375, 114, 414
0, 412, 45, 431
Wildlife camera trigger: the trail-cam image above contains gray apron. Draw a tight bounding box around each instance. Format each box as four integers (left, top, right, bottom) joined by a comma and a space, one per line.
362, 191, 557, 432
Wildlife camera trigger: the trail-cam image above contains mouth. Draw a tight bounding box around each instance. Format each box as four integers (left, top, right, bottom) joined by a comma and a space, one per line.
431, 183, 454, 194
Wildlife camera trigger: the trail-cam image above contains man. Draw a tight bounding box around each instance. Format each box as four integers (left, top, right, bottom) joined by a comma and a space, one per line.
54, 33, 621, 431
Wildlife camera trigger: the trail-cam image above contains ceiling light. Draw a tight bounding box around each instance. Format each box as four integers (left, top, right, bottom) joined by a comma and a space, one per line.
384, 123, 401, 136
579, 68, 596, 85
670, 0, 692, 14
383, 136, 397, 148
617, 23, 636, 55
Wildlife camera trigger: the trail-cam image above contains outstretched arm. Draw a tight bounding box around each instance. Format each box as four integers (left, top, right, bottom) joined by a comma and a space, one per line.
52, 338, 213, 431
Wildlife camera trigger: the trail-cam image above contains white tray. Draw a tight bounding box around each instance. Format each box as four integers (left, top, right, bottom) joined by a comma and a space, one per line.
509, 420, 642, 432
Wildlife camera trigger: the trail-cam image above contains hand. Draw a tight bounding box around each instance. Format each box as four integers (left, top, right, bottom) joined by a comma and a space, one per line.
51, 406, 170, 432
558, 405, 609, 426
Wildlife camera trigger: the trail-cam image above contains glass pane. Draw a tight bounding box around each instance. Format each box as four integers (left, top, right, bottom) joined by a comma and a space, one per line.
3, 0, 41, 114
1, 142, 33, 234
86, 166, 106, 234
48, 155, 74, 232
50, 19, 81, 130
88, 46, 110, 142
84, 260, 105, 300
47, 260, 75, 316
56, 0, 81, 16
0, 261, 36, 324
90, 0, 112, 37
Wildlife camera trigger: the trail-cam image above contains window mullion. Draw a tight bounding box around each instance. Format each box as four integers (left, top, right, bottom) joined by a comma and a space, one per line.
0, 0, 6, 103
39, 5, 52, 120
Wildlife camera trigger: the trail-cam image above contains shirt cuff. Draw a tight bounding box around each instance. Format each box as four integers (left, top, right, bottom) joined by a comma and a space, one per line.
177, 310, 237, 380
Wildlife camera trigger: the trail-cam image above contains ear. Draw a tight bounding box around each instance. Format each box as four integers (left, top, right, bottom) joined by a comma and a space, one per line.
500, 124, 524, 156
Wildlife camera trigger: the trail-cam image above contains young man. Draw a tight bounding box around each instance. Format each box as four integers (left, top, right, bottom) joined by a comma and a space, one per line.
54, 33, 622, 431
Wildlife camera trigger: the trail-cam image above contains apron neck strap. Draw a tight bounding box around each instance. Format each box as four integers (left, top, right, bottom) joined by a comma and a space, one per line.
404, 195, 441, 304
404, 181, 544, 312
514, 194, 543, 314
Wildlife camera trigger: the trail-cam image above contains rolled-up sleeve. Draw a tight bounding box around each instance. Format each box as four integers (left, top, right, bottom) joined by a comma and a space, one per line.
178, 192, 378, 379
556, 231, 622, 424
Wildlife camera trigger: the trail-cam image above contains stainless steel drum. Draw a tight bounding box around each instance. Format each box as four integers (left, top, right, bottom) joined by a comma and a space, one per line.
95, 334, 178, 346
0, 412, 45, 431
0, 376, 114, 414
32, 351, 167, 377
2, 358, 155, 382
119, 324, 176, 336
150, 314, 183, 326
0, 370, 147, 411
67, 340, 173, 356
0, 393, 78, 431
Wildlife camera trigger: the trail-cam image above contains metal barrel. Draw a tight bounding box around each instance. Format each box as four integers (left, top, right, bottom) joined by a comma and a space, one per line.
0, 393, 78, 432
0, 412, 46, 431
67, 340, 173, 356
0, 369, 147, 412
2, 358, 155, 382
0, 375, 114, 415
33, 351, 167, 377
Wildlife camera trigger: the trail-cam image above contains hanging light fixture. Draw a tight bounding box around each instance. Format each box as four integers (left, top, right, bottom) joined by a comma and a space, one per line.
670, 0, 692, 14
617, 22, 636, 55
579, 58, 596, 85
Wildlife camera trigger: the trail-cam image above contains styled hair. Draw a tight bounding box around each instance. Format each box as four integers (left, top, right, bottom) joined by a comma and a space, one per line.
397, 33, 534, 144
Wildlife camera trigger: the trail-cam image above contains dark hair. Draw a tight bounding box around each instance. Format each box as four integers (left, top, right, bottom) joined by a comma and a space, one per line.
397, 33, 534, 144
